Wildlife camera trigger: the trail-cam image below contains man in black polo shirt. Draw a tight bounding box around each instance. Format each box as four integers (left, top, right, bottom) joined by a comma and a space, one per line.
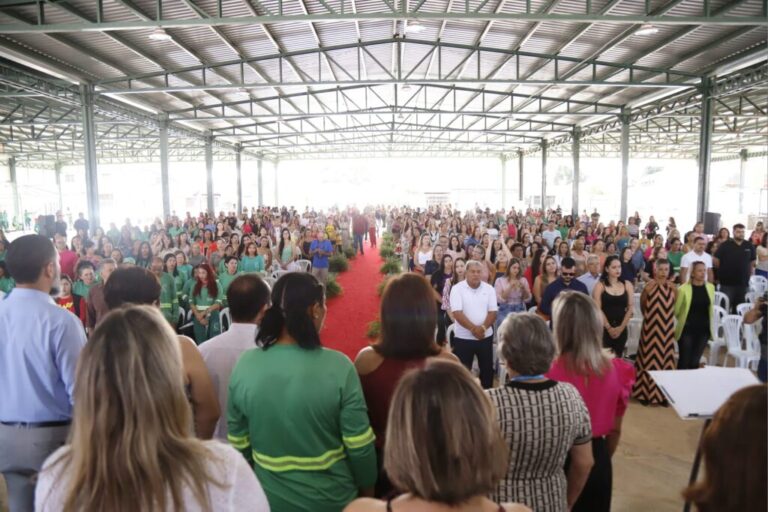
714, 223, 755, 313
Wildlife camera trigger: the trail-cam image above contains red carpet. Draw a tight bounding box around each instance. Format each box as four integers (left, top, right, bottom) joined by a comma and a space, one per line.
321, 242, 382, 360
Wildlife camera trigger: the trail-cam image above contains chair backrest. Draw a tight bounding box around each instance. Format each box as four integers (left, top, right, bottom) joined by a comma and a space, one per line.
177, 307, 185, 330
749, 275, 768, 295
295, 259, 312, 273
721, 315, 744, 351
446, 324, 455, 344
632, 292, 642, 318
528, 306, 538, 314
745, 291, 759, 304
711, 305, 728, 340
220, 307, 232, 333
714, 291, 730, 312
263, 276, 276, 289
736, 303, 752, 317
271, 269, 290, 280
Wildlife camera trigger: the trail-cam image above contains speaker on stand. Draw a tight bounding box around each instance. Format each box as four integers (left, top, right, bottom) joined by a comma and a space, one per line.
703, 212, 721, 236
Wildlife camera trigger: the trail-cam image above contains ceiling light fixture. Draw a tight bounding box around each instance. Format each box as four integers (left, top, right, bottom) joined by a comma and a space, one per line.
635, 24, 659, 36
404, 21, 426, 34
148, 28, 172, 41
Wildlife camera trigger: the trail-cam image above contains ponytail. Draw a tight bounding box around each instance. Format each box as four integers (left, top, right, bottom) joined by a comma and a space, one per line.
257, 272, 324, 350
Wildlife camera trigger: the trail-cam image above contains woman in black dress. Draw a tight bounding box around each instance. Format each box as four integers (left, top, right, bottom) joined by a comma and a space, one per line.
593, 255, 635, 356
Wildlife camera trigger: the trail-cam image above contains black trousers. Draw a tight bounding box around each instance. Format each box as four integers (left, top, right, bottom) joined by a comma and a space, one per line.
569, 436, 612, 512
453, 335, 494, 389
719, 284, 748, 313
677, 326, 709, 370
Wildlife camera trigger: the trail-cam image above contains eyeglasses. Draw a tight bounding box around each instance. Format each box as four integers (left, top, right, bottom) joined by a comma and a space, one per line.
561, 272, 575, 277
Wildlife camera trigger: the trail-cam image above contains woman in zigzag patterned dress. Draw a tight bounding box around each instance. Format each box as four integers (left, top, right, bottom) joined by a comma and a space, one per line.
633, 258, 677, 405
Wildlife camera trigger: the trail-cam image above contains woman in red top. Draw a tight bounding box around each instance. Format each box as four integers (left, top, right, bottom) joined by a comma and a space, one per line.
355, 273, 456, 497
546, 291, 635, 512
56, 275, 87, 328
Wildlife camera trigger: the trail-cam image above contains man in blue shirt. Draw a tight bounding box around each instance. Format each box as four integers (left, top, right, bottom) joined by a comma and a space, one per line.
0, 235, 87, 511
538, 257, 589, 320
310, 230, 334, 284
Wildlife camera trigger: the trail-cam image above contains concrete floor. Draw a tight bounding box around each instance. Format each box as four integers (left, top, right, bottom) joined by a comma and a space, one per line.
0, 399, 701, 512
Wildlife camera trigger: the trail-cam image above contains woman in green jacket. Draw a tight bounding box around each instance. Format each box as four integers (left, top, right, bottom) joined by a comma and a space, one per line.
674, 261, 715, 369
151, 256, 179, 327
228, 273, 377, 512
190, 263, 223, 344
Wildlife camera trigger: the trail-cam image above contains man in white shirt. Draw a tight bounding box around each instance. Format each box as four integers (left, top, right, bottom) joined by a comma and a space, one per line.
199, 274, 270, 440
450, 260, 498, 389
679, 236, 714, 283
577, 254, 602, 297
542, 221, 560, 249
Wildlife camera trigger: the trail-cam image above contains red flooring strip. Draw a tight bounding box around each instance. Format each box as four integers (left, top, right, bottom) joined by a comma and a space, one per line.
321, 242, 381, 360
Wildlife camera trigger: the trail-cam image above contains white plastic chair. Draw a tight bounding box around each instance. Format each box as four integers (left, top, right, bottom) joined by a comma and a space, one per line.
446, 324, 455, 345
707, 305, 728, 366
625, 318, 643, 358
177, 307, 186, 330
736, 303, 752, 317
528, 306, 538, 314
714, 291, 730, 313
745, 291, 759, 304
271, 269, 290, 281
295, 259, 312, 273
263, 276, 276, 289
749, 275, 768, 295
722, 314, 760, 368
220, 307, 232, 333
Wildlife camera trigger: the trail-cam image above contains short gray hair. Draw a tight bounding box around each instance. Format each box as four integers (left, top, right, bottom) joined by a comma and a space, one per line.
586, 254, 600, 264
497, 313, 556, 375
465, 260, 484, 271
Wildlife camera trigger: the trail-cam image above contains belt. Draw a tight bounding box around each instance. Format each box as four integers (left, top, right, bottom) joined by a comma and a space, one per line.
0, 420, 71, 428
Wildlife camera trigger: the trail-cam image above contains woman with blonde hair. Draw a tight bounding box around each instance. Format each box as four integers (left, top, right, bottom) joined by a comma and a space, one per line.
345, 360, 529, 512
546, 292, 635, 512
34, 306, 269, 512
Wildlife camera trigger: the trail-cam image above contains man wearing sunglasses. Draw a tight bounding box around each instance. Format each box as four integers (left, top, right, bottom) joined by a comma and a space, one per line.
538, 257, 589, 322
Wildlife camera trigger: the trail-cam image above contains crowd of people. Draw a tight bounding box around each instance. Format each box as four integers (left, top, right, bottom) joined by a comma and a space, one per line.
0, 202, 766, 512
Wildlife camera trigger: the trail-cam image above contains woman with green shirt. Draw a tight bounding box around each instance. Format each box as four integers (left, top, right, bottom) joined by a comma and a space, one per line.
190, 263, 224, 344
219, 256, 241, 299
175, 250, 193, 281
666, 238, 684, 281
674, 261, 715, 370
228, 273, 377, 512
278, 228, 299, 270
241, 242, 266, 273
151, 256, 179, 326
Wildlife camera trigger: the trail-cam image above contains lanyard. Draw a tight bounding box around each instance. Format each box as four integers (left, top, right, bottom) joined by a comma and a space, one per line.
509, 374, 546, 382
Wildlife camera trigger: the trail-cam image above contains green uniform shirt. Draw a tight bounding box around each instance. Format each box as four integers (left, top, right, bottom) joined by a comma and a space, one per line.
158, 272, 179, 325
0, 276, 14, 294
240, 255, 265, 273
72, 280, 95, 298
228, 345, 377, 512
219, 271, 240, 302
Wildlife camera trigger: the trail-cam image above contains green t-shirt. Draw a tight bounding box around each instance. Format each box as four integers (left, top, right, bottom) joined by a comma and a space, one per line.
668, 251, 684, 273
228, 345, 377, 512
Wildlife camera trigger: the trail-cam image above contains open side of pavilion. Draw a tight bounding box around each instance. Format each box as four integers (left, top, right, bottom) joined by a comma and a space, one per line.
0, 0, 766, 226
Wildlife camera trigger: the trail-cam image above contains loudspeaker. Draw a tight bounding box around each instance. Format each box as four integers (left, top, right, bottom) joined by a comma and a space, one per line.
703, 212, 721, 235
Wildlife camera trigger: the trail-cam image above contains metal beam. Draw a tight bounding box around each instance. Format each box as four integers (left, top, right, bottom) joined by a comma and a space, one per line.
54, 161, 63, 211
80, 83, 100, 233
697, 78, 713, 222
541, 139, 547, 211
235, 144, 243, 215
159, 115, 170, 219
0, 12, 764, 34
620, 108, 630, 222
739, 148, 748, 214
257, 155, 263, 207
500, 154, 507, 210
205, 135, 214, 214
518, 150, 524, 202
8, 156, 19, 222
274, 160, 279, 206
572, 128, 580, 219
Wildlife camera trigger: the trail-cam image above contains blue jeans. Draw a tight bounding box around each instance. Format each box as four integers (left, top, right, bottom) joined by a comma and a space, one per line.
354, 233, 364, 254
496, 303, 525, 330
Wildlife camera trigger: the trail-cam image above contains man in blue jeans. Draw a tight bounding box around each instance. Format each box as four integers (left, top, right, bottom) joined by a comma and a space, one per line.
310, 231, 334, 284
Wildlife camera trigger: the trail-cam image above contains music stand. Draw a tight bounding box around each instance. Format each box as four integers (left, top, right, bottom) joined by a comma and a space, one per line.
649, 367, 760, 512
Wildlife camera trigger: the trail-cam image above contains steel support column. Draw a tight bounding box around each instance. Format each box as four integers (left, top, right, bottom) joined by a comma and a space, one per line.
620, 109, 630, 222
697, 78, 713, 222
518, 150, 524, 202
235, 144, 243, 214
738, 148, 748, 214
541, 140, 548, 211
257, 154, 264, 207
572, 128, 581, 219
54, 162, 63, 211
205, 134, 214, 214
274, 160, 279, 206
501, 154, 508, 210
159, 115, 170, 219
80, 83, 100, 233
8, 157, 19, 222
